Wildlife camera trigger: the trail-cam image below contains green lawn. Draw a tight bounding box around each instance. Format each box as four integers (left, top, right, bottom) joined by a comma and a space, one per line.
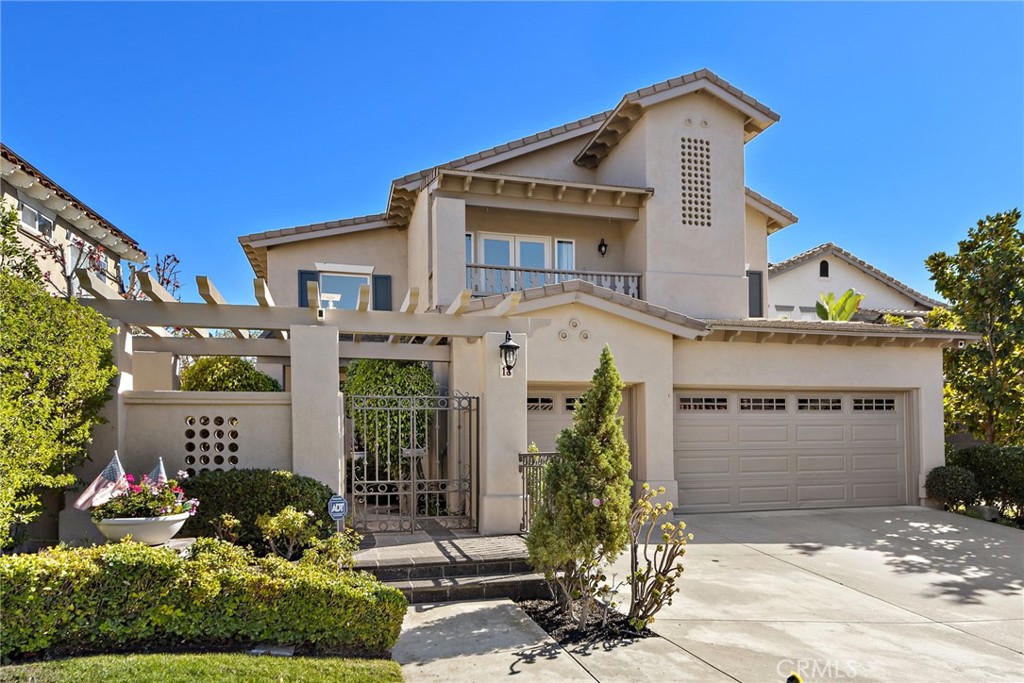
0, 653, 402, 683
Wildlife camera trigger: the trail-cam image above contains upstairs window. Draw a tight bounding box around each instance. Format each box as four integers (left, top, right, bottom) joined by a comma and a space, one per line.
819, 260, 830, 278
19, 200, 54, 238
316, 263, 373, 310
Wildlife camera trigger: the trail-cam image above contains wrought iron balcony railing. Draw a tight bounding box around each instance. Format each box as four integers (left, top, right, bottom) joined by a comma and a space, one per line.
467, 264, 642, 299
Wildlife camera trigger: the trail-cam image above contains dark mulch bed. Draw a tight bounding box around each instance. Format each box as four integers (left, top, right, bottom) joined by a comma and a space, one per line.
516, 598, 656, 648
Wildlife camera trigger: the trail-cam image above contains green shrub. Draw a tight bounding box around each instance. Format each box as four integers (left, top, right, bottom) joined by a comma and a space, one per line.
180, 469, 334, 555
179, 357, 281, 392
0, 272, 116, 549
925, 465, 979, 509
627, 484, 691, 630
0, 538, 405, 661
948, 445, 1024, 518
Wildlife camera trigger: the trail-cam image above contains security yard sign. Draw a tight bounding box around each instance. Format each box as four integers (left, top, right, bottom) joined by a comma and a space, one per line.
328, 495, 349, 521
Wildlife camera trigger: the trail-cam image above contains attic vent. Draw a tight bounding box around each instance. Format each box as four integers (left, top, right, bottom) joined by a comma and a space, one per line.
681, 137, 711, 227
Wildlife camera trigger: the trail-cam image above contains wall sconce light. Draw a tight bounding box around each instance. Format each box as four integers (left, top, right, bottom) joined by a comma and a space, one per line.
499, 330, 520, 375
597, 238, 608, 257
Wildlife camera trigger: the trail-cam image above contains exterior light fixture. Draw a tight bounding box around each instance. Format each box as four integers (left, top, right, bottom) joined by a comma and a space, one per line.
597, 238, 608, 257
499, 330, 520, 375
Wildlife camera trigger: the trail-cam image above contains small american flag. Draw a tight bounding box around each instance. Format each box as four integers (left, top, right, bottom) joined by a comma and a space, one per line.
148, 457, 168, 485
73, 451, 129, 510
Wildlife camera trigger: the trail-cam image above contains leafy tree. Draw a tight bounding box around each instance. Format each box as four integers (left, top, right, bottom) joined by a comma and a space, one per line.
180, 356, 281, 392
925, 209, 1024, 444
0, 202, 42, 284
816, 288, 864, 321
342, 360, 437, 478
0, 272, 117, 549
526, 346, 632, 628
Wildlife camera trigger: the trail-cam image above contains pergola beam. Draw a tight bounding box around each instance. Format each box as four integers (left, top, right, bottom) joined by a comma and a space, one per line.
132, 335, 450, 362
140, 272, 207, 338
254, 278, 286, 339
388, 288, 420, 344
80, 298, 542, 338
76, 269, 169, 338
196, 276, 248, 339
425, 290, 473, 346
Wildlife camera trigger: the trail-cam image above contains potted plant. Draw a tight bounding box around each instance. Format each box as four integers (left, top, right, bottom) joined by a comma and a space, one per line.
91, 473, 199, 545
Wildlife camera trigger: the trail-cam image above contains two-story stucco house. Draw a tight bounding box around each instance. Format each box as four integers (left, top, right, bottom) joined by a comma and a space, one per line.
2, 143, 147, 297
238, 69, 974, 516
768, 242, 943, 322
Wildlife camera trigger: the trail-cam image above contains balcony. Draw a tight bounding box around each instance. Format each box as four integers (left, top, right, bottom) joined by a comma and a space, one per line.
467, 264, 642, 299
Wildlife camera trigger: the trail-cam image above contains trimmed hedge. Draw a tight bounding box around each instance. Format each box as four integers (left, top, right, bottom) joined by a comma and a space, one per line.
180, 357, 281, 392
947, 445, 1024, 518
0, 538, 406, 660
180, 469, 334, 556
925, 465, 978, 509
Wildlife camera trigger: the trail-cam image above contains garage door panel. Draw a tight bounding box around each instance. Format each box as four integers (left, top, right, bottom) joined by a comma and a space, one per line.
737, 454, 789, 474
738, 485, 790, 505
853, 481, 902, 503
675, 391, 907, 512
851, 423, 901, 443
738, 425, 789, 443
675, 425, 731, 445
852, 452, 901, 472
796, 454, 847, 473
676, 455, 731, 475
680, 486, 732, 506
795, 424, 846, 443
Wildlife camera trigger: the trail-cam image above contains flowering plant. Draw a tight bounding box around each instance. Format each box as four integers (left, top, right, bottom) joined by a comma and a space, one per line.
90, 473, 199, 521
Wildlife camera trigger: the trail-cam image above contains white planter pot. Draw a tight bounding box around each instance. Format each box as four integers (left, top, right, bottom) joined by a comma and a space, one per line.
93, 511, 191, 546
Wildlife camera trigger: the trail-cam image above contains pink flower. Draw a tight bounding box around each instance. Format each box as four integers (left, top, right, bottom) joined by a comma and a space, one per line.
125, 474, 135, 484
592, 498, 602, 507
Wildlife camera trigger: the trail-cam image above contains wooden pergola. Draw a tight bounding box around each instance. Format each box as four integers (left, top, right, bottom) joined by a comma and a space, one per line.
76, 270, 544, 362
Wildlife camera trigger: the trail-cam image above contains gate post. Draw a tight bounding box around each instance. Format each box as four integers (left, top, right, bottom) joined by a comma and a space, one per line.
456, 331, 527, 534
289, 325, 342, 491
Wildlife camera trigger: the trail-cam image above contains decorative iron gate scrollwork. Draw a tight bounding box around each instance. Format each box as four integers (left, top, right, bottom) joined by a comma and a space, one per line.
345, 393, 478, 533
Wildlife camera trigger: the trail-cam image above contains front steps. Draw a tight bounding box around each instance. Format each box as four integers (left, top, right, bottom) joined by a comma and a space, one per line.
354, 531, 547, 604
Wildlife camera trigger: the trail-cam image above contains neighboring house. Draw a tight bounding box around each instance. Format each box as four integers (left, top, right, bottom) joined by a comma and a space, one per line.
768, 242, 944, 322
214, 68, 976, 519
1, 143, 147, 296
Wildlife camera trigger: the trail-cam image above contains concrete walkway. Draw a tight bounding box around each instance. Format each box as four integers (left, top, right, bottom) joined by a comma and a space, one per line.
393, 506, 1023, 682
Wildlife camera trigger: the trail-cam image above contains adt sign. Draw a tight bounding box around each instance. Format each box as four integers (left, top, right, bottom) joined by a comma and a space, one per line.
327, 495, 349, 521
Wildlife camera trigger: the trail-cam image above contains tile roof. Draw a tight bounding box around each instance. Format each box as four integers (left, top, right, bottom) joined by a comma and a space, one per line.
744, 187, 798, 231
707, 318, 977, 339
238, 212, 388, 245
1, 143, 146, 261
768, 242, 944, 309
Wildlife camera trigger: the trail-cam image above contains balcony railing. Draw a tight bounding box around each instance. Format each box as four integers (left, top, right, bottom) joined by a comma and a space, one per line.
467, 264, 642, 299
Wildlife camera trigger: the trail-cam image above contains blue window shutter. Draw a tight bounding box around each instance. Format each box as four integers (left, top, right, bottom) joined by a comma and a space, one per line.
297, 270, 318, 307
372, 275, 392, 311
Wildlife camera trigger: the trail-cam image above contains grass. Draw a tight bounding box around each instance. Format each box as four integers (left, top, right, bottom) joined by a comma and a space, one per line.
0, 653, 403, 683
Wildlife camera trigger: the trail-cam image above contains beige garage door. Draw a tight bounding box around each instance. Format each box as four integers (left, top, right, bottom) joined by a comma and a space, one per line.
527, 386, 630, 453
674, 391, 907, 512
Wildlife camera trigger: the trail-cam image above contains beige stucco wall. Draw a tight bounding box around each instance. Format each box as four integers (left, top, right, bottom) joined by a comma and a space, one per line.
133, 352, 176, 390
466, 206, 629, 274
264, 227, 408, 310
2, 180, 122, 296
121, 391, 293, 477
673, 339, 946, 502
768, 256, 931, 320
485, 136, 599, 184
431, 195, 466, 309
406, 186, 431, 309
508, 301, 678, 503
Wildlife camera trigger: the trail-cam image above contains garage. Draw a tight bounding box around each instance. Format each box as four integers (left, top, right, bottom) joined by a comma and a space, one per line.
674, 390, 908, 512
527, 385, 631, 453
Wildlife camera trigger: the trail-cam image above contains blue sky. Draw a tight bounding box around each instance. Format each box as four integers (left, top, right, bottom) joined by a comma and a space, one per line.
2, 2, 1021, 305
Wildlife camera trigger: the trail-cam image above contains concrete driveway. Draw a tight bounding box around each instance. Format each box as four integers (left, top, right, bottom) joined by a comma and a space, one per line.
394, 506, 1023, 682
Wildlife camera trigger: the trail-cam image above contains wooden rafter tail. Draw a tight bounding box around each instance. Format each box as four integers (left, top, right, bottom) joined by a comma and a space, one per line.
389, 288, 420, 343
254, 278, 286, 340
197, 275, 248, 339
425, 289, 473, 346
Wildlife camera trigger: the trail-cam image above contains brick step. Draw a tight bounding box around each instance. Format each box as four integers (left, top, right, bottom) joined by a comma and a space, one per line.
387, 573, 549, 604
361, 557, 532, 582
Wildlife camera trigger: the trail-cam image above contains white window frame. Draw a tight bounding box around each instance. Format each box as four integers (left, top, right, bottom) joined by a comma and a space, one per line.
314, 262, 374, 310
17, 193, 56, 240
477, 232, 551, 270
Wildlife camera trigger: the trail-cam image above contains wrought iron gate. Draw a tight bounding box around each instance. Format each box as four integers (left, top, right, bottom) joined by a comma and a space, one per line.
345, 393, 478, 533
